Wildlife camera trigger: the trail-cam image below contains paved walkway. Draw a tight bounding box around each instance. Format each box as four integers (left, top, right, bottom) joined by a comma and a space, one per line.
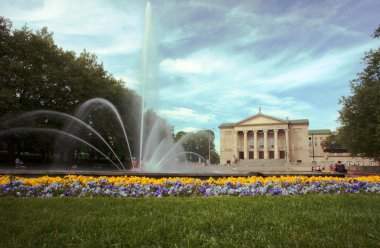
0, 165, 346, 178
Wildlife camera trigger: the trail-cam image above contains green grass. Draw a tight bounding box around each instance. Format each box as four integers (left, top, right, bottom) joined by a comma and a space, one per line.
0, 195, 379, 247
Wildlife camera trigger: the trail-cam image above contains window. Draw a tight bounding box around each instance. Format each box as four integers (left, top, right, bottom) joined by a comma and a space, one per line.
258, 136, 264, 148
248, 138, 254, 149
309, 142, 312, 147
314, 141, 317, 146
268, 137, 274, 148
309, 137, 311, 140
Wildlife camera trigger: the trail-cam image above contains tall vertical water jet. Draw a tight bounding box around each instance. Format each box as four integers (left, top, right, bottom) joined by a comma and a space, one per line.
139, 1, 152, 167
0, 1, 208, 172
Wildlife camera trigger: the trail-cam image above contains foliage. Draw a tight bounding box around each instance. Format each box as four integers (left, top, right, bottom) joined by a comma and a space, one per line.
321, 134, 347, 152
2, 175, 379, 198
180, 130, 220, 164
0, 17, 144, 164
338, 25, 380, 161
0, 195, 379, 247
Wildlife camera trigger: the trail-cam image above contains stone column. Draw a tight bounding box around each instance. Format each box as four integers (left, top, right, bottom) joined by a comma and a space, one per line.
285, 129, 289, 162
253, 130, 258, 160
233, 131, 238, 159
243, 131, 248, 159
263, 130, 268, 159
274, 129, 279, 159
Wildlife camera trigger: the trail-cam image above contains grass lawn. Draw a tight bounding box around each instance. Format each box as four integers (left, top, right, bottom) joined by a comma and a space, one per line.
0, 194, 379, 247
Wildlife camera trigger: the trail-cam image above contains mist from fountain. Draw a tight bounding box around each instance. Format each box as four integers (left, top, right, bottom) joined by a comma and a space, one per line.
0, 1, 207, 172
74, 98, 133, 162
2, 109, 126, 169
0, 127, 122, 170
136, 2, 207, 172
139, 1, 152, 168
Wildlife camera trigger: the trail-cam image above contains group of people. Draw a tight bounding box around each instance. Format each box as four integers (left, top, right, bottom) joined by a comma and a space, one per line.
131, 157, 143, 170
14, 157, 24, 168
330, 161, 347, 173
311, 161, 348, 174
311, 165, 324, 172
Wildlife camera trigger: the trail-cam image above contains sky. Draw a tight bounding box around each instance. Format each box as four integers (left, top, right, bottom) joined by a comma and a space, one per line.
1, 0, 379, 152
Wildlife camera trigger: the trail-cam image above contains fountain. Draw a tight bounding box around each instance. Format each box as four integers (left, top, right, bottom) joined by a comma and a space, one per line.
0, 2, 257, 178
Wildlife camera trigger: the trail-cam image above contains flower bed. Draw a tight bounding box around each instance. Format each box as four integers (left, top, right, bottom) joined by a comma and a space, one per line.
1, 175, 379, 198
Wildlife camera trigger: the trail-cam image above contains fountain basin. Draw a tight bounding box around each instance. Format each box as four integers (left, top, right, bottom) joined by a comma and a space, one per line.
0, 168, 346, 179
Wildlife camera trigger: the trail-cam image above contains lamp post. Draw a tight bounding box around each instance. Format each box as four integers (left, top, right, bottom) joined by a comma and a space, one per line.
312, 133, 315, 164
202, 128, 214, 165
208, 133, 211, 165
208, 128, 215, 165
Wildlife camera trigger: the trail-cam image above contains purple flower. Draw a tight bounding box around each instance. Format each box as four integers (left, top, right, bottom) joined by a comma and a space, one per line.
199, 187, 206, 194
226, 181, 233, 188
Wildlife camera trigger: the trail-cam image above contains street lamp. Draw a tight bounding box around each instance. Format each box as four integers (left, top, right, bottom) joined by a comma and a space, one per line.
200, 128, 215, 165
208, 132, 211, 165
312, 133, 315, 164
206, 128, 215, 165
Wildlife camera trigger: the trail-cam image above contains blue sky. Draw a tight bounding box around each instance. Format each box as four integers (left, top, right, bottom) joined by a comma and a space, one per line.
1, 0, 379, 152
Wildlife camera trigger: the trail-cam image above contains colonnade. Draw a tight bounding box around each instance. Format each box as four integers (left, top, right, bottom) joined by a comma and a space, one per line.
233, 129, 289, 161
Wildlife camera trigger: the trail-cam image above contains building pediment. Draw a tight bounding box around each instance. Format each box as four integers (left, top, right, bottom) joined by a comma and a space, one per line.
236, 113, 287, 126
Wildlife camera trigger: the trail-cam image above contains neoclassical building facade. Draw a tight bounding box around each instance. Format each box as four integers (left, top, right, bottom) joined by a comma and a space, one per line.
219, 113, 377, 166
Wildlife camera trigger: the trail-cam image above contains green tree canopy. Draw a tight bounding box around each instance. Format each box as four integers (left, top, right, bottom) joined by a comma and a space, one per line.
338, 25, 380, 161
180, 130, 220, 164
321, 134, 347, 153
0, 16, 142, 165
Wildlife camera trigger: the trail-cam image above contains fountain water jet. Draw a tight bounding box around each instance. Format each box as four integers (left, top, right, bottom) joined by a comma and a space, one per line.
2, 109, 126, 170
71, 98, 133, 163
0, 127, 122, 170
135, 1, 207, 172
139, 1, 152, 168
0, 1, 209, 174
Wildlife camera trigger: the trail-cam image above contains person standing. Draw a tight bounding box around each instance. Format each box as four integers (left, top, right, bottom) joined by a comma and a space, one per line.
15, 157, 20, 168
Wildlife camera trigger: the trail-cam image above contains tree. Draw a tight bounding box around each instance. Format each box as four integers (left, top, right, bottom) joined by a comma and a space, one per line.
174, 131, 186, 142
0, 17, 142, 165
338, 25, 380, 161
180, 130, 220, 164
321, 134, 347, 153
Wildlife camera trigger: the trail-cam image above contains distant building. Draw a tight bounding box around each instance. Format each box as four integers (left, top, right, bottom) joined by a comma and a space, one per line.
219, 113, 378, 166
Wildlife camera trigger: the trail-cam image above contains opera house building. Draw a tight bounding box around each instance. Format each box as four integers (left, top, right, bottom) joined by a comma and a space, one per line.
219, 113, 377, 166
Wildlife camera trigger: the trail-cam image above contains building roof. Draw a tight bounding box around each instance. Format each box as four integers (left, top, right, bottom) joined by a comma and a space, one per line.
289, 119, 309, 124
308, 129, 332, 135
235, 113, 287, 125
219, 123, 234, 128
219, 113, 310, 128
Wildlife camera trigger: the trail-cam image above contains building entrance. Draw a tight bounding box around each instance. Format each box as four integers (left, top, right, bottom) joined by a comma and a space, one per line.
259, 151, 264, 159
269, 151, 274, 159
249, 151, 254, 159
239, 151, 244, 159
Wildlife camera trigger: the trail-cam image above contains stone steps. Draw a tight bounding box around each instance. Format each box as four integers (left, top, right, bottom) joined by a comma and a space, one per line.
238, 159, 286, 167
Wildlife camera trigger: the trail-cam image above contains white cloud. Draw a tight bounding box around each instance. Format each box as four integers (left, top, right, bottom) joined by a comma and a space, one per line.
160, 107, 216, 123
1, 0, 143, 55
2, 0, 379, 156
93, 38, 140, 56
181, 127, 201, 133
116, 75, 140, 91
232, 41, 378, 92
250, 93, 312, 109
161, 27, 195, 47
160, 56, 226, 74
